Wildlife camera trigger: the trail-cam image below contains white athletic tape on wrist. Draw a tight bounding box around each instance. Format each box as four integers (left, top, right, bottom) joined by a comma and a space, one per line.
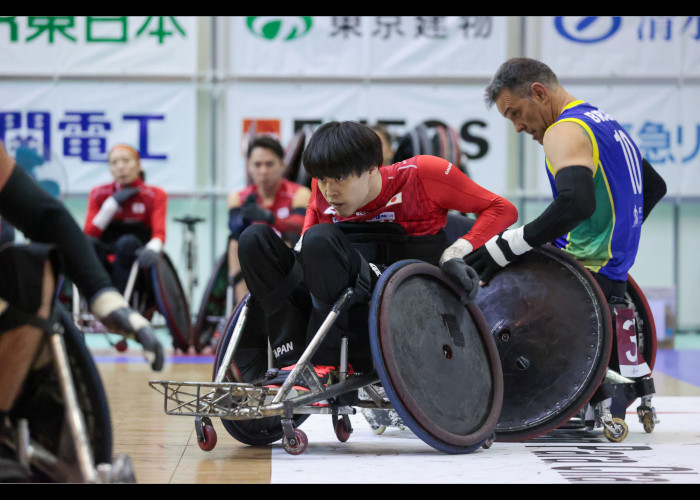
294, 233, 304, 253
92, 196, 119, 230
127, 310, 151, 330
439, 238, 474, 265
145, 238, 163, 253
90, 290, 151, 330
90, 289, 129, 318
502, 226, 532, 256
484, 235, 509, 267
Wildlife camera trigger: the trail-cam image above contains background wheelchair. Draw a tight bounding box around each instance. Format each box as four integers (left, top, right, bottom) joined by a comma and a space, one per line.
474, 244, 658, 443
191, 252, 231, 354
1, 298, 135, 482
150, 258, 504, 456
58, 251, 193, 353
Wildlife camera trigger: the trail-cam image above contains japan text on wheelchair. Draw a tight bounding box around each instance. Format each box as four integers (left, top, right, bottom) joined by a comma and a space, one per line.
151, 220, 659, 455
58, 250, 193, 354
0, 243, 136, 483
152, 221, 504, 455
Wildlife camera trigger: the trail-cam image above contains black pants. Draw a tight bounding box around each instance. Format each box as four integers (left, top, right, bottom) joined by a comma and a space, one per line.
238, 223, 373, 370
592, 272, 628, 303
0, 242, 61, 334
91, 234, 143, 294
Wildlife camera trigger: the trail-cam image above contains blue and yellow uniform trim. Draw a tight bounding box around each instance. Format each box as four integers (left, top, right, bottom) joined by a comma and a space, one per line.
544, 100, 643, 282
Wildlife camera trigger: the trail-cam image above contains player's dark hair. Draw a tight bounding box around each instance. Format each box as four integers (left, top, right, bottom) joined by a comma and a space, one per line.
247, 135, 284, 160
302, 121, 383, 180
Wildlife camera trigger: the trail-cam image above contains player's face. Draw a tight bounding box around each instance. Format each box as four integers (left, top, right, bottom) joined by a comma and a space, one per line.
247, 147, 285, 192
317, 169, 377, 218
496, 88, 550, 145
108, 148, 141, 186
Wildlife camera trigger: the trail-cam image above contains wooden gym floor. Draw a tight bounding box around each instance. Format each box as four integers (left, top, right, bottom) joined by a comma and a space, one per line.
93, 333, 700, 485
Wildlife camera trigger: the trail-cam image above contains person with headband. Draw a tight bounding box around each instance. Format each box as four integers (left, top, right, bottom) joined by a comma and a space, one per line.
84, 144, 168, 293
0, 138, 164, 428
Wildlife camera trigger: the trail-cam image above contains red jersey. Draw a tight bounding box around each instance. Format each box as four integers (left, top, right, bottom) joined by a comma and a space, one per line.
303, 155, 517, 251
84, 177, 168, 243
237, 178, 306, 235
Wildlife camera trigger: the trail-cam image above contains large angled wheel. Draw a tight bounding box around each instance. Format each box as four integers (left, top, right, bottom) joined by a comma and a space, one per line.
474, 245, 613, 442
369, 260, 503, 454
192, 253, 229, 352
6, 303, 113, 481
212, 295, 308, 446
150, 252, 192, 351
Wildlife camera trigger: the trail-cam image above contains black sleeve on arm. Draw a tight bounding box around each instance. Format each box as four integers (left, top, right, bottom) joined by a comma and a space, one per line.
522, 165, 596, 248
642, 158, 667, 223
0, 164, 113, 302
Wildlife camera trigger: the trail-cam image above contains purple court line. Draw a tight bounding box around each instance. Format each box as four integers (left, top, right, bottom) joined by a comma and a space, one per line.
93, 354, 215, 364
654, 349, 700, 387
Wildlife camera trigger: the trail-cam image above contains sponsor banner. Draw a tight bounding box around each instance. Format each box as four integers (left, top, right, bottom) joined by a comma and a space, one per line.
0, 16, 198, 76
224, 81, 509, 195
539, 16, 700, 77
533, 84, 699, 196
230, 16, 507, 78
0, 81, 197, 194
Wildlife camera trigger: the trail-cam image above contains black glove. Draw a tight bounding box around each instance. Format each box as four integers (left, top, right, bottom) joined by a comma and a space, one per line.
465, 228, 532, 284
91, 290, 164, 371
136, 247, 159, 268
440, 258, 479, 301
112, 187, 139, 205
240, 194, 274, 224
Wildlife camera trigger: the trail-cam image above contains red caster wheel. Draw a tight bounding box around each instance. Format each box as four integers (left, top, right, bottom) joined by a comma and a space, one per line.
115, 339, 128, 352
282, 428, 308, 455
334, 416, 352, 443
196, 418, 217, 452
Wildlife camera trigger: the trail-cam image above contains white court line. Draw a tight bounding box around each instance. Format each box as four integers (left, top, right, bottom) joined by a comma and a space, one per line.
271, 397, 700, 484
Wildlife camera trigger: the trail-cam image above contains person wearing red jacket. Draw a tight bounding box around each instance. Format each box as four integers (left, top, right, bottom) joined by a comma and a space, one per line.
84, 144, 168, 293
226, 136, 310, 302
0, 138, 164, 437
236, 121, 518, 381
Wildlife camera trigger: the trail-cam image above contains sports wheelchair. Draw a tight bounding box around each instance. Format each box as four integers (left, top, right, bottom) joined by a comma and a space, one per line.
59, 251, 193, 353
151, 255, 504, 455
0, 244, 135, 483
191, 252, 233, 353
361, 244, 659, 443
474, 244, 658, 443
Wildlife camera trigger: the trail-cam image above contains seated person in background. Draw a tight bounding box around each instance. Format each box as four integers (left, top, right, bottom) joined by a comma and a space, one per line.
0, 138, 164, 425
369, 124, 396, 166
84, 144, 168, 294
227, 136, 311, 303
236, 120, 518, 381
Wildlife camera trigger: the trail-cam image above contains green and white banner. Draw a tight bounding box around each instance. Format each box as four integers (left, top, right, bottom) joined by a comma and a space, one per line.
229, 16, 507, 78
0, 16, 198, 76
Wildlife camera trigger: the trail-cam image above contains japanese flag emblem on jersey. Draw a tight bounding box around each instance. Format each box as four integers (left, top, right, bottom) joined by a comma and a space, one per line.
386, 193, 402, 206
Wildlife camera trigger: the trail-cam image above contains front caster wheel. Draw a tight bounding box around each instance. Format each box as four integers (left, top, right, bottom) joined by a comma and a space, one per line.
642, 412, 656, 433
481, 433, 495, 449
196, 417, 218, 452
603, 417, 629, 442
334, 416, 352, 443
282, 428, 308, 455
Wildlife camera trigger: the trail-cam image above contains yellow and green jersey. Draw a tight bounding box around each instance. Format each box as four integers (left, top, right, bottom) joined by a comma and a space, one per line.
545, 100, 644, 281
